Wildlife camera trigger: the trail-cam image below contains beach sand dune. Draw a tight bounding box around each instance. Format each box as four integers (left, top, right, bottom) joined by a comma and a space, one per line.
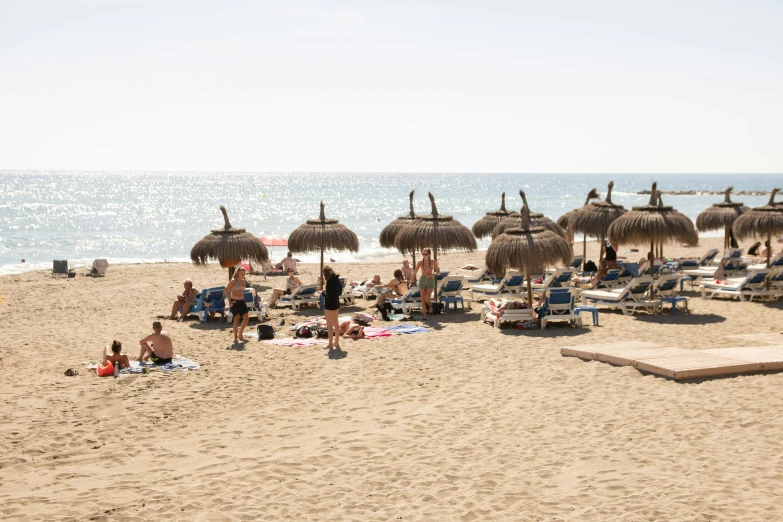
1, 237, 782, 520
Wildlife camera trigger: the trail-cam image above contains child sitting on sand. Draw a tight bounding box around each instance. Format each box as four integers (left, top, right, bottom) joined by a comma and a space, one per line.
97, 340, 130, 376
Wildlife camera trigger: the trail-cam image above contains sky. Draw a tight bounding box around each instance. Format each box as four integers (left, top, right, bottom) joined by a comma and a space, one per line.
1, 0, 782, 173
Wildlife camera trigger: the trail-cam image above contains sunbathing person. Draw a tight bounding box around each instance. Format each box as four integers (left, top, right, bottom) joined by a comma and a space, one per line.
170, 279, 199, 320
572, 260, 608, 288
343, 324, 365, 340
138, 321, 174, 364
268, 268, 302, 307
97, 340, 130, 375
377, 269, 409, 306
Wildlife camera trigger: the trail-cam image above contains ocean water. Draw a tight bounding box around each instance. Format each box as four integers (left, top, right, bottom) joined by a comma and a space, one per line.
1, 171, 780, 275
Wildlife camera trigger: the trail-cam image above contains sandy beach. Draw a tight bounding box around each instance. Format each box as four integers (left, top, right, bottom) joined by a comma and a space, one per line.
1, 236, 782, 521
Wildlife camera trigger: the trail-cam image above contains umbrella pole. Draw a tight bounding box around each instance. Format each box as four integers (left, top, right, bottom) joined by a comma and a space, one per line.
767, 231, 772, 290
582, 235, 587, 271
526, 266, 533, 308
649, 239, 655, 300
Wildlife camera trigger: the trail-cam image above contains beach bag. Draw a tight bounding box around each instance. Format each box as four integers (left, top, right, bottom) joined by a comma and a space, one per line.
584, 260, 597, 272
256, 324, 275, 340
317, 327, 329, 339
352, 312, 374, 324
295, 326, 312, 339
431, 302, 443, 315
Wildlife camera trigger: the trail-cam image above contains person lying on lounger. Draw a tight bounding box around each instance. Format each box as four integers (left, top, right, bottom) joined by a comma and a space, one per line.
376, 269, 409, 306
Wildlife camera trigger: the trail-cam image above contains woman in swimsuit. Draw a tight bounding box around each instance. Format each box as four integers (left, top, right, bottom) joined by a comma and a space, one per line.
321, 265, 343, 350
411, 247, 440, 320
225, 267, 250, 342
268, 269, 302, 307
376, 269, 408, 306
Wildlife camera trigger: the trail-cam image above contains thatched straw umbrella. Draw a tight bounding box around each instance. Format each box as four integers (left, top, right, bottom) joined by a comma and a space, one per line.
696, 186, 749, 255
380, 189, 418, 268
491, 191, 566, 240
654, 193, 699, 259
486, 191, 573, 307
608, 182, 699, 298
557, 188, 600, 269
288, 202, 360, 287
733, 188, 783, 272
395, 192, 477, 293
568, 181, 626, 262
191, 206, 270, 281
472, 192, 513, 239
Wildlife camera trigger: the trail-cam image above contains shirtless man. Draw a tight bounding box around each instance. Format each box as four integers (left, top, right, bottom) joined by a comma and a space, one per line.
170, 279, 199, 321
138, 321, 174, 364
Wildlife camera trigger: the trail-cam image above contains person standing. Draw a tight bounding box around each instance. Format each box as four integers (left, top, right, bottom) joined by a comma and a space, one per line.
321, 265, 342, 350
225, 267, 250, 342
411, 247, 439, 320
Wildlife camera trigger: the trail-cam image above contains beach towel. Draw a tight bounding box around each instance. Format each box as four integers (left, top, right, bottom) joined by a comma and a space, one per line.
264, 337, 327, 347
385, 324, 430, 334
84, 355, 200, 376
361, 326, 393, 339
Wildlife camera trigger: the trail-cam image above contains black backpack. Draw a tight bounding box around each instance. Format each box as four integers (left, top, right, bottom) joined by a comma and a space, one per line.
257, 324, 275, 339
295, 326, 312, 339
584, 260, 598, 272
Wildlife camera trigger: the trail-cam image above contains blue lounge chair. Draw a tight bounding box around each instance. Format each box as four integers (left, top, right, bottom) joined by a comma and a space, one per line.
225, 288, 265, 321
581, 276, 659, 315
196, 287, 227, 322
390, 287, 422, 314
437, 276, 469, 312
470, 271, 525, 302
276, 284, 320, 310
677, 249, 719, 268
700, 270, 774, 302
540, 288, 580, 329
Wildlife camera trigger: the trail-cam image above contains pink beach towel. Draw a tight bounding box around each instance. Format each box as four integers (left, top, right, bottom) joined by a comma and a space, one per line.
264, 338, 327, 347
362, 327, 393, 339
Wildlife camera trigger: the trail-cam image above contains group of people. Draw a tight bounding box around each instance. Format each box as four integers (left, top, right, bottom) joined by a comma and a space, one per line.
97, 321, 175, 376
161, 247, 444, 350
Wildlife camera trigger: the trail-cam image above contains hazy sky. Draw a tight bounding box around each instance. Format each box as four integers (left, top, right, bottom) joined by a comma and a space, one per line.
1, 1, 782, 173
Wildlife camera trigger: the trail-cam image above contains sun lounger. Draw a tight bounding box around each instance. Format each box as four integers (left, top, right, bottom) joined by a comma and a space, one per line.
470, 270, 524, 302
389, 287, 422, 315
748, 252, 783, 271
699, 270, 775, 302
276, 284, 320, 310
580, 276, 659, 315
437, 276, 471, 312
528, 268, 576, 297
197, 287, 227, 322
683, 258, 749, 279
479, 300, 534, 328
676, 248, 719, 269
539, 288, 580, 329
339, 277, 355, 305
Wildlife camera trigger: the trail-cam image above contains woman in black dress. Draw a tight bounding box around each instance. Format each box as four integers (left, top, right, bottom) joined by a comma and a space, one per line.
322, 266, 342, 350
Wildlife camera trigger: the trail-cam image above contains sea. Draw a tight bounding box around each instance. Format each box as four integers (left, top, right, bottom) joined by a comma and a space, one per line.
1, 171, 780, 276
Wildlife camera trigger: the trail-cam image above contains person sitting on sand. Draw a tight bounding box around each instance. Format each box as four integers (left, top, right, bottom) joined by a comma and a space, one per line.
170, 279, 199, 321
376, 269, 409, 306
138, 321, 174, 364
268, 268, 302, 307
98, 340, 130, 374
747, 241, 762, 256
278, 252, 298, 273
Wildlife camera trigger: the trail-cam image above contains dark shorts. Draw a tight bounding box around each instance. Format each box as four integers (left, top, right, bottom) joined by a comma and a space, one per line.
324, 298, 340, 311
150, 354, 172, 365
231, 300, 249, 317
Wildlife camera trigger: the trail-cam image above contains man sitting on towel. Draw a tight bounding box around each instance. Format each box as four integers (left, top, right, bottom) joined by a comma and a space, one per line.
138, 321, 174, 364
